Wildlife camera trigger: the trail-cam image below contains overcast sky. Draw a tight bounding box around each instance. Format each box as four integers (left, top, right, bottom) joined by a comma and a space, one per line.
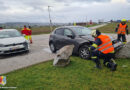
0, 0, 130, 23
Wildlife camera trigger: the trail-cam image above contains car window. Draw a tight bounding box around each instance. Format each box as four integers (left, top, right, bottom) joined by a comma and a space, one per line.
71, 27, 91, 36
64, 29, 73, 36
0, 30, 22, 38
55, 28, 64, 35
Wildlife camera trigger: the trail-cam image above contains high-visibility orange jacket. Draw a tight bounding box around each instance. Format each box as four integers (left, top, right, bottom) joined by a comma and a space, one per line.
97, 35, 114, 54
117, 23, 127, 34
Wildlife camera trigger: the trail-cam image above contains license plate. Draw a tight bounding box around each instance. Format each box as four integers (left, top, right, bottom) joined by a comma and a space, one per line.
10, 46, 19, 50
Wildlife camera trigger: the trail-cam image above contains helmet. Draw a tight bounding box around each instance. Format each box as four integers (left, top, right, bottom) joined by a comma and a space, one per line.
121, 19, 127, 22
91, 30, 97, 37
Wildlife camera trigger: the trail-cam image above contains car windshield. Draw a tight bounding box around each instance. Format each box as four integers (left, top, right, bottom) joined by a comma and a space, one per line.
0, 30, 22, 38
71, 27, 91, 36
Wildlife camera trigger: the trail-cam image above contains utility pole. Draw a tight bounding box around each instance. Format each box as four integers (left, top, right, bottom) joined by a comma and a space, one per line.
86, 16, 87, 26
48, 6, 53, 32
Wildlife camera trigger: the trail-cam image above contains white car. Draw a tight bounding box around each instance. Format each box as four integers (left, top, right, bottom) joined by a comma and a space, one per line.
0, 29, 29, 55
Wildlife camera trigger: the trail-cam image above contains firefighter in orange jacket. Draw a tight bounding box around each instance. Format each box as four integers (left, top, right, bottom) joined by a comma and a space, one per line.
90, 30, 117, 71
21, 25, 31, 42
115, 19, 129, 44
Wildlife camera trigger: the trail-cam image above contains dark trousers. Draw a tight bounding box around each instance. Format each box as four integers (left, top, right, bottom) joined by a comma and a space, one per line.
117, 34, 126, 42
91, 50, 115, 67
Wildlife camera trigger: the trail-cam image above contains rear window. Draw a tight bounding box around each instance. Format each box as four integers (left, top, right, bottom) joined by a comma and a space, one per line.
55, 28, 64, 35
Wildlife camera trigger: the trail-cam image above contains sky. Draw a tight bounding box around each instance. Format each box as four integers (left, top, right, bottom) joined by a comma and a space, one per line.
0, 0, 130, 23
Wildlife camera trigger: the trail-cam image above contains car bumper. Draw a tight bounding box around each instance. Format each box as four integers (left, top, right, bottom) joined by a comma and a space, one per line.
0, 44, 29, 55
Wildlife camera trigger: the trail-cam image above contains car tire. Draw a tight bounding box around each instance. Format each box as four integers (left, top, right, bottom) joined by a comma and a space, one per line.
79, 45, 90, 60
49, 42, 56, 53
0, 55, 4, 59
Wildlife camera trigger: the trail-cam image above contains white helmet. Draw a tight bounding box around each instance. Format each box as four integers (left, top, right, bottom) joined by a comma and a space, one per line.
91, 30, 97, 37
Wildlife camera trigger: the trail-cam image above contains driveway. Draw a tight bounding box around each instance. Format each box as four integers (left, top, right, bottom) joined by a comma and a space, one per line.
88, 24, 107, 29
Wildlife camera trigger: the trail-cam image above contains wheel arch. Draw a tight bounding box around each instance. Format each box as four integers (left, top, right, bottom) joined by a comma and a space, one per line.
78, 42, 91, 53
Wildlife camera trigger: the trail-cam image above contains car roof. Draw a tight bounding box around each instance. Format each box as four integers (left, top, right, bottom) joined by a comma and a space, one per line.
57, 25, 84, 29
0, 29, 18, 32
54, 26, 86, 31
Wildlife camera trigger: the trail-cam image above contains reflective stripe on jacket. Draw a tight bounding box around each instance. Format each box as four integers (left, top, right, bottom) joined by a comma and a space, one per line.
118, 23, 127, 34
97, 35, 114, 54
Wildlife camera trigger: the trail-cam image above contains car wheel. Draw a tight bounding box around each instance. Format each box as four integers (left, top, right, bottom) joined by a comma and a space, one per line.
0, 55, 4, 59
79, 45, 90, 60
49, 43, 56, 53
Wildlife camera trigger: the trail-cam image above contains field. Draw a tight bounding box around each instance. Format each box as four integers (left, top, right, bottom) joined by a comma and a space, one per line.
2, 56, 130, 90
97, 22, 130, 33
16, 26, 57, 35
14, 23, 98, 35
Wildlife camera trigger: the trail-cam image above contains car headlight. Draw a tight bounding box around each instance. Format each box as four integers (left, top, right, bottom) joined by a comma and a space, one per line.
0, 44, 5, 47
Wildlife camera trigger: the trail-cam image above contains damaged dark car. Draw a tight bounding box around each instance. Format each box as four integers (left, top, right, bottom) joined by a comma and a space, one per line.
49, 26, 123, 59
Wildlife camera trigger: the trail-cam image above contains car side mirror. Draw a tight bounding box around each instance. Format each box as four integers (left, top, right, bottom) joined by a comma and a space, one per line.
67, 35, 74, 39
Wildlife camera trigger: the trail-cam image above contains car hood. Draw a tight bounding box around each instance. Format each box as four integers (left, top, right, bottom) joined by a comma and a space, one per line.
79, 35, 94, 41
0, 36, 26, 45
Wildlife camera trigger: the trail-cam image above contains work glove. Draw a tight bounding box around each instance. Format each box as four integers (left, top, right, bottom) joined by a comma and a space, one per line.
89, 47, 91, 51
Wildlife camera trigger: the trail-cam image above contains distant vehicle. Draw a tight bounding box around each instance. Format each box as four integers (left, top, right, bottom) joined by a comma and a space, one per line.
0, 29, 29, 55
49, 26, 94, 59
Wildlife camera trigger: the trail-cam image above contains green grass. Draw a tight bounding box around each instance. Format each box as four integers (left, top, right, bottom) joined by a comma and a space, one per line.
97, 22, 130, 33
86, 23, 100, 27
1, 56, 130, 90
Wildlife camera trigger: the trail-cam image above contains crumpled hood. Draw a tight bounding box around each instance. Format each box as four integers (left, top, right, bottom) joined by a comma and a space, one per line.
0, 36, 26, 45
80, 34, 94, 41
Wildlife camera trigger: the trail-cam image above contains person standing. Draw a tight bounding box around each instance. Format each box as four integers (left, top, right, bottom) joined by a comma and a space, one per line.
21, 25, 30, 42
28, 26, 33, 44
115, 19, 129, 44
90, 30, 117, 71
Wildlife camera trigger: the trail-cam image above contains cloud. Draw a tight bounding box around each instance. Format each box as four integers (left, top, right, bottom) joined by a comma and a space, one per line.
0, 0, 129, 23
54, 0, 110, 3
111, 0, 128, 3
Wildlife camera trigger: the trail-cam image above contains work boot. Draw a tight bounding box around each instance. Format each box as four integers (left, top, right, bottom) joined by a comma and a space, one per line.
110, 63, 117, 71
94, 63, 102, 69
110, 59, 117, 71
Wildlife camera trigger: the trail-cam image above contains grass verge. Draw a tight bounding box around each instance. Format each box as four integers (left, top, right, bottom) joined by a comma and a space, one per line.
1, 56, 130, 89
16, 26, 57, 35
97, 22, 130, 33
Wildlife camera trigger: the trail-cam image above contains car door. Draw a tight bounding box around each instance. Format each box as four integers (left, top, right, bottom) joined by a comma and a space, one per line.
62, 28, 76, 46
54, 28, 65, 50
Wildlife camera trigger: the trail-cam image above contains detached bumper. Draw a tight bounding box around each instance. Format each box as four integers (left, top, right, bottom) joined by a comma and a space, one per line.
112, 40, 124, 53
